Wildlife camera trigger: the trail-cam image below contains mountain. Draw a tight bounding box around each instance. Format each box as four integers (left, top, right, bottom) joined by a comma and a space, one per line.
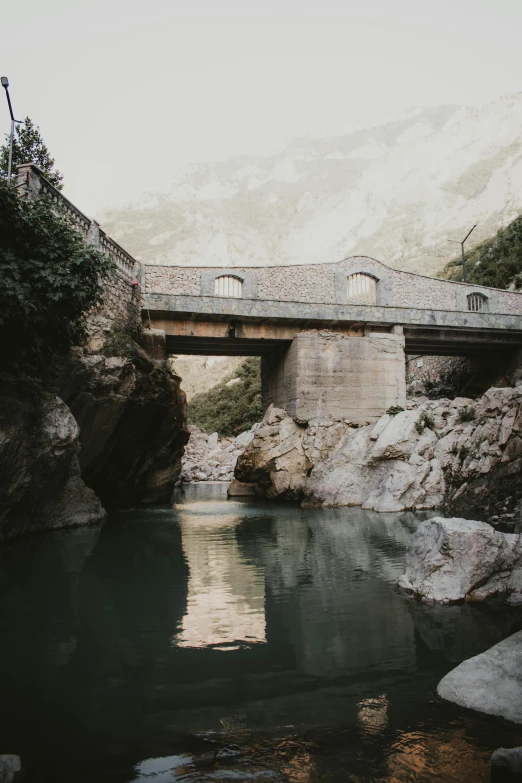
101, 94, 522, 277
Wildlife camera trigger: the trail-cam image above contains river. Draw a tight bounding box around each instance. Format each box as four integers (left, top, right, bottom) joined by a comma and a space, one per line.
0, 483, 521, 782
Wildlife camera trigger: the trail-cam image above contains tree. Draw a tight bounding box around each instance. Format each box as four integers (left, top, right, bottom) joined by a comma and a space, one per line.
188, 357, 263, 436
0, 182, 115, 365
0, 116, 63, 189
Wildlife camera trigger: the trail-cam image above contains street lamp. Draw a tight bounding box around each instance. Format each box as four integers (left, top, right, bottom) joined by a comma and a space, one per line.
1, 76, 22, 183
447, 224, 478, 283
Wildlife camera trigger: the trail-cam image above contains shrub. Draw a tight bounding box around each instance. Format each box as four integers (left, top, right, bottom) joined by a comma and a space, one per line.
458, 405, 476, 423
415, 411, 435, 434
0, 183, 115, 365
386, 405, 405, 416
459, 445, 470, 461
188, 357, 263, 437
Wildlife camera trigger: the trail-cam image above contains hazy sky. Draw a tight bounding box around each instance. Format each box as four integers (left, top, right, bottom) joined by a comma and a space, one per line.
1, 0, 521, 215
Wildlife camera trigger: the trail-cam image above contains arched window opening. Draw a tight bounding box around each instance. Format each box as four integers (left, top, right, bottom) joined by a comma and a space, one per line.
214, 275, 243, 298
347, 273, 377, 305
467, 292, 487, 312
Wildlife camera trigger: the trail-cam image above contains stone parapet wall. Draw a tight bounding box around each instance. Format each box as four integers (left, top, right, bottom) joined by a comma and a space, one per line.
144, 255, 522, 316
86, 269, 142, 352
16, 163, 142, 283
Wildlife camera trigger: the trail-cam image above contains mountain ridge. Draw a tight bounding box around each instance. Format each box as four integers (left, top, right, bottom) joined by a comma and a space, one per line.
102, 93, 522, 277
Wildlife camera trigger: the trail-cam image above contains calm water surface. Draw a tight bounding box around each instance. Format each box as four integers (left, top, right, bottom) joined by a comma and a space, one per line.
1, 483, 521, 782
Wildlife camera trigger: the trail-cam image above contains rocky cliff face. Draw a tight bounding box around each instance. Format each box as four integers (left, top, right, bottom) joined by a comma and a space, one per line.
0, 342, 189, 539
0, 380, 105, 540
57, 342, 189, 508
236, 387, 522, 524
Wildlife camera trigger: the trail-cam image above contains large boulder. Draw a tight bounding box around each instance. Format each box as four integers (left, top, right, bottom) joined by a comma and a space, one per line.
398, 517, 522, 604
0, 755, 21, 783
437, 630, 522, 724
491, 747, 522, 777
0, 382, 105, 540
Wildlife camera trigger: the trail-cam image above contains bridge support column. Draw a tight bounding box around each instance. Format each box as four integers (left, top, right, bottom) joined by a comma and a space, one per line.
262, 329, 406, 424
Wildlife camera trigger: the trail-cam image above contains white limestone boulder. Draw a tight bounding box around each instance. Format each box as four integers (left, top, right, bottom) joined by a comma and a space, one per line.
437, 630, 522, 724
0, 755, 21, 783
398, 517, 522, 603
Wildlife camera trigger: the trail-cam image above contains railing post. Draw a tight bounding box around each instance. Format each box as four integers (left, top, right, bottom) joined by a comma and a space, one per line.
87, 219, 100, 247
15, 163, 41, 200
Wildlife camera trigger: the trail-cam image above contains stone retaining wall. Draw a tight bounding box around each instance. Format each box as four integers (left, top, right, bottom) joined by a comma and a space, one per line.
86, 269, 142, 352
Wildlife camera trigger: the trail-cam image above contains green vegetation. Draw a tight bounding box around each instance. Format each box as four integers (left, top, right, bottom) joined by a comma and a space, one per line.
457, 405, 476, 423
386, 405, 405, 416
100, 319, 134, 358
458, 445, 470, 461
1, 117, 63, 188
0, 182, 115, 365
415, 411, 435, 434
442, 213, 522, 290
188, 357, 263, 437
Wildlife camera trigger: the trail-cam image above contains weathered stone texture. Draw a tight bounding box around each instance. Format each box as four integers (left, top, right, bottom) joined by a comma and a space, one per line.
144, 255, 522, 315
57, 345, 189, 507
263, 330, 406, 424
86, 269, 142, 353
398, 517, 522, 603
180, 425, 256, 484
145, 266, 201, 297
436, 630, 522, 724
236, 386, 522, 517
0, 383, 106, 540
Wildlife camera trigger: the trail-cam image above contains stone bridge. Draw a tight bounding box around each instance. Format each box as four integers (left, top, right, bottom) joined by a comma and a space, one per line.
18, 164, 522, 424
141, 258, 522, 423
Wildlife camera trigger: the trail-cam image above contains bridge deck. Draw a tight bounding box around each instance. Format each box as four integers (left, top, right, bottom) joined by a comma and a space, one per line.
144, 293, 522, 357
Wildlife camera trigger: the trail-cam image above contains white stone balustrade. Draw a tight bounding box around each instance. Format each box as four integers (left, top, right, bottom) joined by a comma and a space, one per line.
15, 164, 140, 281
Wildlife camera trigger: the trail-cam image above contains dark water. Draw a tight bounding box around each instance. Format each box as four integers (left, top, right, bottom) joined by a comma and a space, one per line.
1, 484, 521, 782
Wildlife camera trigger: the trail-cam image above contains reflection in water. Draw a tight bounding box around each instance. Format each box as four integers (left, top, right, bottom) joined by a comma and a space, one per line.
237, 508, 420, 678
174, 497, 266, 649
0, 485, 521, 783
358, 694, 389, 737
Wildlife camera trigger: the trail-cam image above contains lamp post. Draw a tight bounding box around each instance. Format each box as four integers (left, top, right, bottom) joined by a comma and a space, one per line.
1, 76, 21, 183
448, 224, 478, 283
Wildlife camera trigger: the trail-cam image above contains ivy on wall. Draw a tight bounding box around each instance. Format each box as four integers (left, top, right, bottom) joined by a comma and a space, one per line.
0, 183, 115, 365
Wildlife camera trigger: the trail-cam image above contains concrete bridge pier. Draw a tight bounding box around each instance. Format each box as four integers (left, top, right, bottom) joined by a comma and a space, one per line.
262, 328, 406, 425
141, 322, 406, 424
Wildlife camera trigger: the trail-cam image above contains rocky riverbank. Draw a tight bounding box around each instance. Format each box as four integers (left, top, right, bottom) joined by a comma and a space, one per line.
235, 387, 522, 522
0, 266, 189, 540
181, 425, 256, 483
0, 342, 189, 540
0, 381, 106, 540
